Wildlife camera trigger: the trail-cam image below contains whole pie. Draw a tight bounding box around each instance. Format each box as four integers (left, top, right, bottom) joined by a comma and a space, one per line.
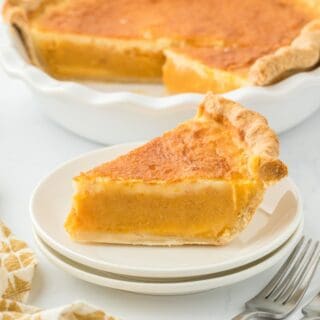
3, 0, 320, 93
64, 93, 288, 245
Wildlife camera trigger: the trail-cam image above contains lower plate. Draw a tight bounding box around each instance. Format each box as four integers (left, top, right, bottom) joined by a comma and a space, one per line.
34, 222, 303, 295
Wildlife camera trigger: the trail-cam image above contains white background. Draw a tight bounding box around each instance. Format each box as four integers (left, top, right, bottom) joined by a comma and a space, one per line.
1, 25, 320, 320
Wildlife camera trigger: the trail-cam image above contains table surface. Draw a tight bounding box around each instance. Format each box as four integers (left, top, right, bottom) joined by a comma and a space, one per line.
1, 58, 320, 319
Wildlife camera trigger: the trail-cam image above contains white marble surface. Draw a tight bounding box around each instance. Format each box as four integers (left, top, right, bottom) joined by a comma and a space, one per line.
1, 63, 320, 319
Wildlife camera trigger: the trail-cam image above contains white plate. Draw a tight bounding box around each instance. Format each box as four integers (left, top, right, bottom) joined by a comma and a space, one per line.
30, 143, 303, 279
34, 222, 303, 295
1, 26, 320, 144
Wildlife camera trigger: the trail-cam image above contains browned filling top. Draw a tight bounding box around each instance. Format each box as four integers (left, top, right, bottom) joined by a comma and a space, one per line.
29, 0, 314, 69
84, 119, 250, 182
33, 0, 310, 42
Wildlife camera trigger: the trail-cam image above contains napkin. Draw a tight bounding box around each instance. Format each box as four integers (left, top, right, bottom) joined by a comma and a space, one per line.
0, 221, 117, 320
0, 300, 116, 320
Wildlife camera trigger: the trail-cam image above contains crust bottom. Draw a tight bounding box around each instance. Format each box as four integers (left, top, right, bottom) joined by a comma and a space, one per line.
67, 232, 232, 246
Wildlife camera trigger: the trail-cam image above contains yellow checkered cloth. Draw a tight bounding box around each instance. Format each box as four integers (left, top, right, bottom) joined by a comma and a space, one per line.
0, 222, 117, 320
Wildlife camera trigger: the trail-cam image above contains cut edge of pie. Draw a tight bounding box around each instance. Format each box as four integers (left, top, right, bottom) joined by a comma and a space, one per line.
3, 0, 320, 92
64, 93, 287, 246
162, 48, 250, 94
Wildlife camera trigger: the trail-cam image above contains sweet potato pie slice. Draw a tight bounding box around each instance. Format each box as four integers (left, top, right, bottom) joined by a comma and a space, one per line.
65, 93, 287, 245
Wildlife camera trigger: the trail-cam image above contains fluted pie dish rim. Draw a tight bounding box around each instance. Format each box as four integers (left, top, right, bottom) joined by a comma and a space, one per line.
2, 24, 320, 144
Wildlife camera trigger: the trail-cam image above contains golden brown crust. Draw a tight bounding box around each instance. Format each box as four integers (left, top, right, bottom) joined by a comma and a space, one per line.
198, 93, 279, 158
199, 93, 288, 182
2, 0, 43, 66
65, 228, 241, 246
249, 19, 320, 85
4, 0, 45, 13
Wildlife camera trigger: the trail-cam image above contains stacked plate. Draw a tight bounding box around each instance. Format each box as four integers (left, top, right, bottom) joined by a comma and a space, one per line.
30, 144, 304, 295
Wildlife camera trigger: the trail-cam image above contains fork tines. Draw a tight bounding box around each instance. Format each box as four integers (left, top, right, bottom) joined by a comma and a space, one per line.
255, 237, 320, 306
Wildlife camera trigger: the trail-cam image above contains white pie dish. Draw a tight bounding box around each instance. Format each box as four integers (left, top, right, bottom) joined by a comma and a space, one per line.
1, 26, 320, 145
30, 142, 303, 279
34, 222, 303, 295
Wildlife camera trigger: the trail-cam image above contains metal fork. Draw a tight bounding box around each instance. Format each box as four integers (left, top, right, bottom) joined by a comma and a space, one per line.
301, 291, 320, 319
233, 237, 320, 320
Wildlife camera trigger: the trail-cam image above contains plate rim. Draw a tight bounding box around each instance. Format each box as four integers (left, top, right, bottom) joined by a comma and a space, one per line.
30, 143, 303, 278
33, 222, 304, 295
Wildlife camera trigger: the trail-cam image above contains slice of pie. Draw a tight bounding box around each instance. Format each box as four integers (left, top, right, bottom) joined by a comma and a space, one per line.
65, 93, 288, 245
3, 0, 320, 93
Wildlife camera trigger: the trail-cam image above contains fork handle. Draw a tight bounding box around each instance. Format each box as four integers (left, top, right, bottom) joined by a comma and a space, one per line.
232, 310, 271, 320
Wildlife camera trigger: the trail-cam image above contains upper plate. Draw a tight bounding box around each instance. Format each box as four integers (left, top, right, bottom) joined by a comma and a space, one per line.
1, 26, 320, 144
30, 143, 303, 279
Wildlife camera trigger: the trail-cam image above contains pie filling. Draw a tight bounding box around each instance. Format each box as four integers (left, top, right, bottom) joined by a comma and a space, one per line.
65, 179, 264, 243
30, 31, 165, 81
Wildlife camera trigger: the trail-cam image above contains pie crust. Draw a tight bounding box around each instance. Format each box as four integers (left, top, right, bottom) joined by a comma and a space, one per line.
250, 19, 320, 85
3, 0, 320, 92
64, 93, 287, 246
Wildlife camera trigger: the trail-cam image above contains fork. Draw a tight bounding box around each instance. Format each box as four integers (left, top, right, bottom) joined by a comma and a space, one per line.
233, 237, 320, 320
301, 291, 320, 319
